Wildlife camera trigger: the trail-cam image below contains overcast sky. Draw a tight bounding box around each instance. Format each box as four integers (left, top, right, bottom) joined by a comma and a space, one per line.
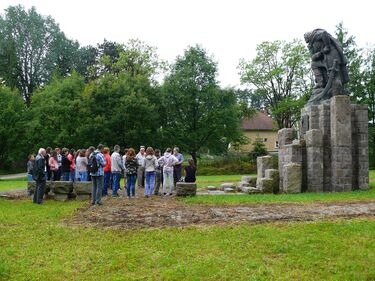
1, 0, 374, 87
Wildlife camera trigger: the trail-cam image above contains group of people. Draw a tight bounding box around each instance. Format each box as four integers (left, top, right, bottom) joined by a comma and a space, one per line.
28, 145, 197, 205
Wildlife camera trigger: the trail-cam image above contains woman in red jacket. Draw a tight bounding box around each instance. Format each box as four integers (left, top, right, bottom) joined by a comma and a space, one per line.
103, 147, 112, 196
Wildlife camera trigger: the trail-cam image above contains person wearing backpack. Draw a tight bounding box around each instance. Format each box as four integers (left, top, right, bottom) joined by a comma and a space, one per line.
88, 144, 107, 206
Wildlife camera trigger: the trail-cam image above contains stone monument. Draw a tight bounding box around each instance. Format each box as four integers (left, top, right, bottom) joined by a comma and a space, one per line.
277, 29, 369, 193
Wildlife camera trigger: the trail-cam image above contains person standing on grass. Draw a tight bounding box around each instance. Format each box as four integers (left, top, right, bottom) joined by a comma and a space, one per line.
184, 158, 197, 183
111, 145, 124, 197
158, 148, 178, 196
136, 146, 146, 189
173, 147, 184, 187
61, 148, 71, 181
124, 148, 138, 198
143, 147, 158, 197
32, 148, 47, 204
27, 154, 35, 182
48, 151, 59, 181
76, 149, 88, 181
45, 147, 52, 181
102, 147, 112, 196
122, 148, 128, 189
154, 149, 162, 195
89, 144, 106, 206
55, 147, 62, 181
68, 149, 76, 182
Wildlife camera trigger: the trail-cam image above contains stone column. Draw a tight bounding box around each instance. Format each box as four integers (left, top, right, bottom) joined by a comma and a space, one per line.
282, 163, 302, 193
318, 103, 331, 192
351, 104, 369, 190
257, 155, 273, 179
306, 129, 323, 192
277, 128, 295, 191
330, 96, 352, 192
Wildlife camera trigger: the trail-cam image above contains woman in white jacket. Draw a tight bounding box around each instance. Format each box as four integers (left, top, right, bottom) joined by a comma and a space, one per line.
158, 148, 178, 196
142, 147, 158, 197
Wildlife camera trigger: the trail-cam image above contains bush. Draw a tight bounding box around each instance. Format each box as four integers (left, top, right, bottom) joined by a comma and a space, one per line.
198, 155, 257, 175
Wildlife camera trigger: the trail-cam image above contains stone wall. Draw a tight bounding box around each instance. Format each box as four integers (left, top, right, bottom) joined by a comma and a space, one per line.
278, 95, 369, 192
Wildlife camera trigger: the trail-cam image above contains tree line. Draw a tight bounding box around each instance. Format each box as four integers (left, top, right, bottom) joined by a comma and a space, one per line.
1, 5, 374, 169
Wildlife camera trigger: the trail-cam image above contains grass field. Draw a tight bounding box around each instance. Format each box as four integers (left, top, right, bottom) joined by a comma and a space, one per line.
0, 199, 374, 280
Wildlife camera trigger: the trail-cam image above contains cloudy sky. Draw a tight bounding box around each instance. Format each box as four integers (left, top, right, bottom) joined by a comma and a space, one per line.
0, 0, 374, 87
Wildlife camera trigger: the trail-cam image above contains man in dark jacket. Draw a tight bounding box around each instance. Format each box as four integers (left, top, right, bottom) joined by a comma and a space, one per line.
33, 148, 47, 204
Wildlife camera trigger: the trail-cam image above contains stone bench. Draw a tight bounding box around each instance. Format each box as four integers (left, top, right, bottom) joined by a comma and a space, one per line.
176, 182, 197, 196
27, 181, 52, 196
51, 181, 74, 201
73, 181, 92, 200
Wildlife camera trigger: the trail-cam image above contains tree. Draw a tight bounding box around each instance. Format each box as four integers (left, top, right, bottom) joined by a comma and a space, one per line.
0, 86, 27, 168
0, 5, 77, 105
239, 40, 312, 129
335, 22, 365, 102
28, 72, 86, 150
162, 45, 242, 165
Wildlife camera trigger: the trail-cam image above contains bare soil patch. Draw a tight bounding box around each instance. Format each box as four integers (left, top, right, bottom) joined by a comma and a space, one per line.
67, 196, 375, 229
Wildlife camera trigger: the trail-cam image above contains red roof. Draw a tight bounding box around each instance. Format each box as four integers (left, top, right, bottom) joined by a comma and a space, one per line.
242, 111, 276, 131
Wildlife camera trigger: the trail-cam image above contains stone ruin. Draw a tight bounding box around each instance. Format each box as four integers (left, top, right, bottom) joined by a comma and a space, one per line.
277, 95, 369, 193
28, 181, 92, 201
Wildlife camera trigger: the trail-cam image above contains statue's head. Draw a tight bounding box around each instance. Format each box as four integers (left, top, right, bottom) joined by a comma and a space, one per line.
304, 31, 312, 43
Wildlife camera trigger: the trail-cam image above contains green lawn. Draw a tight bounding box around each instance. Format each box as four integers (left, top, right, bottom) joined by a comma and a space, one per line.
0, 199, 374, 280
0, 179, 27, 191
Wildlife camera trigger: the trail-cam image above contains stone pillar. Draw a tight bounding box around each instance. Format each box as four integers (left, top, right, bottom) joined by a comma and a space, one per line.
330, 96, 352, 192
282, 163, 302, 193
352, 104, 369, 190
257, 155, 273, 179
277, 128, 295, 191
306, 129, 323, 192
318, 103, 331, 191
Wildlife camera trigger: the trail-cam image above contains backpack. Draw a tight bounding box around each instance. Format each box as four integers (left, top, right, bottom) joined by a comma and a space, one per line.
87, 152, 99, 174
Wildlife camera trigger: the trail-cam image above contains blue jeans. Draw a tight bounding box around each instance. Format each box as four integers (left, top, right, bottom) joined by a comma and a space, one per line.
112, 173, 121, 196
91, 175, 104, 204
62, 172, 70, 181
103, 172, 111, 196
126, 174, 136, 197
145, 171, 155, 196
69, 170, 75, 182
27, 174, 33, 182
79, 171, 88, 182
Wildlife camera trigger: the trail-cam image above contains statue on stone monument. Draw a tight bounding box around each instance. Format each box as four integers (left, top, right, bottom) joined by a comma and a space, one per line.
304, 29, 349, 105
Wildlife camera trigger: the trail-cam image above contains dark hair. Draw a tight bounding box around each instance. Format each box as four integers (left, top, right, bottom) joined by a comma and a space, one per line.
97, 144, 104, 150
114, 145, 120, 152
51, 151, 57, 158
62, 148, 69, 154
165, 148, 172, 153
46, 147, 52, 154
124, 148, 129, 155
70, 148, 75, 155
188, 158, 195, 167
88, 146, 95, 153
28, 154, 35, 160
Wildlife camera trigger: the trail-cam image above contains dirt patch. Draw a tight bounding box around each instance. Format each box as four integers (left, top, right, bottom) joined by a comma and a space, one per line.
66, 196, 375, 229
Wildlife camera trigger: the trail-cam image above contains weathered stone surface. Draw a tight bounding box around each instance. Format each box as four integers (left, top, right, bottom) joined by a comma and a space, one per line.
282, 163, 302, 193
207, 186, 217, 191
257, 178, 274, 193
220, 183, 235, 191
54, 194, 69, 201
73, 182, 92, 195
257, 156, 273, 179
27, 181, 36, 195
306, 129, 324, 192
278, 128, 295, 147
176, 182, 197, 196
241, 176, 257, 186
265, 169, 279, 193
236, 181, 249, 192
51, 181, 73, 194
224, 187, 235, 193
331, 96, 352, 192
242, 186, 261, 194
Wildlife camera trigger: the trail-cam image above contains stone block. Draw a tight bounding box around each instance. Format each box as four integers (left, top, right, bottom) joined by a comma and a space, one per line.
242, 186, 261, 194
257, 156, 273, 179
224, 187, 235, 193
73, 181, 92, 195
330, 95, 352, 147
51, 181, 74, 195
176, 182, 197, 196
278, 128, 295, 147
265, 169, 279, 193
257, 178, 275, 193
305, 129, 323, 147
282, 163, 302, 193
27, 181, 36, 195
237, 181, 249, 192
207, 186, 217, 191
220, 182, 235, 191
241, 176, 257, 186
